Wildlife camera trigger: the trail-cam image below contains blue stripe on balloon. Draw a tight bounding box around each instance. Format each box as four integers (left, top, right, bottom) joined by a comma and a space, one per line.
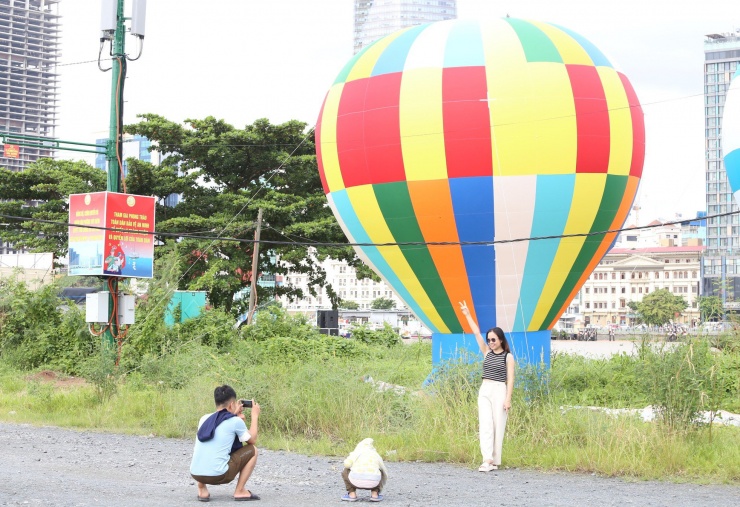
371, 24, 429, 77
516, 174, 575, 329
330, 189, 439, 333
443, 19, 485, 68
725, 149, 740, 195
449, 176, 496, 329
552, 24, 613, 68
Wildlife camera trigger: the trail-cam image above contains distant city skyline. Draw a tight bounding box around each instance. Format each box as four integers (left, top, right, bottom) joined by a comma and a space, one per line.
51, 1, 739, 225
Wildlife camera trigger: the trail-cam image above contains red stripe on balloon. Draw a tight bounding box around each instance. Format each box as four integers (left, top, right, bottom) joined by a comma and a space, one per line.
315, 94, 329, 194
442, 66, 493, 178
619, 72, 645, 178
567, 65, 610, 173
336, 78, 370, 188
364, 72, 406, 185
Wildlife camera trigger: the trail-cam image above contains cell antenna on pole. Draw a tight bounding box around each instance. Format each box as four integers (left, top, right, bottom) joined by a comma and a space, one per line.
100, 0, 117, 40
131, 0, 147, 39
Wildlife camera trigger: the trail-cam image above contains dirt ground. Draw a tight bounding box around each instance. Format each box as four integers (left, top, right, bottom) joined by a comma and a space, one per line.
0, 423, 737, 506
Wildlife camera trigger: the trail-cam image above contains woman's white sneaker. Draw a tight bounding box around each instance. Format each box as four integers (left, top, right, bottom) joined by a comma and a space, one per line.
478, 462, 496, 472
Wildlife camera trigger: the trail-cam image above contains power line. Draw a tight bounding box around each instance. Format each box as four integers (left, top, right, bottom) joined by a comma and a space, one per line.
0, 209, 723, 248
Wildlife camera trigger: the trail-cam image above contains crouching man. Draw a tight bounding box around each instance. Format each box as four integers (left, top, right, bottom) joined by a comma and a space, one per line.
190, 385, 261, 502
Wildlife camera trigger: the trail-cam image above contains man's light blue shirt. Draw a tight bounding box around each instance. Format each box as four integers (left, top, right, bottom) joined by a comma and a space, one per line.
190, 412, 251, 476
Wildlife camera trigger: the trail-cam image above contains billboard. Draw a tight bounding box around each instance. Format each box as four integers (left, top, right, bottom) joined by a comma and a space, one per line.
3, 144, 19, 158
68, 192, 156, 278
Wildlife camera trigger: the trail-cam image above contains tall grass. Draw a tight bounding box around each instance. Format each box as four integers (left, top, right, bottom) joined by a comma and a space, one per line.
1, 339, 738, 483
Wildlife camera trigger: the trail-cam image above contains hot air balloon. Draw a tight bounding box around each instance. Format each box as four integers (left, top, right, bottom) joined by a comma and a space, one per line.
724, 68, 740, 202
316, 18, 644, 369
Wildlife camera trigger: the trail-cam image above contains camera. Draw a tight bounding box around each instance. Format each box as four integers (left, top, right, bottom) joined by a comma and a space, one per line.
239, 399, 253, 408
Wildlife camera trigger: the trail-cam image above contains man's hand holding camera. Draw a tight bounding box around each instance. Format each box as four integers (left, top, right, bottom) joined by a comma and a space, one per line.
239, 399, 261, 421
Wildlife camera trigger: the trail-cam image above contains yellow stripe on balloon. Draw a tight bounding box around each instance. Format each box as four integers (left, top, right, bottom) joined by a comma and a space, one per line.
400, 67, 447, 181
491, 62, 577, 176
481, 21, 577, 176
530, 21, 593, 65
599, 67, 633, 176
346, 185, 450, 333
346, 27, 413, 83
528, 173, 607, 329
319, 83, 346, 192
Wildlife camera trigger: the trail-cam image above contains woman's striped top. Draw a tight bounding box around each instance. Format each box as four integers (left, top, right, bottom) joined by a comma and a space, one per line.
482, 350, 508, 382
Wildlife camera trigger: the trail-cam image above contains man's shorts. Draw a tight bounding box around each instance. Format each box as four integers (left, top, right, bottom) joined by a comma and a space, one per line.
191, 444, 256, 485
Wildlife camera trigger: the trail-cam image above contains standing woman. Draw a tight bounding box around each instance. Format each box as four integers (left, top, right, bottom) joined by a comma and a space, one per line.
458, 301, 515, 472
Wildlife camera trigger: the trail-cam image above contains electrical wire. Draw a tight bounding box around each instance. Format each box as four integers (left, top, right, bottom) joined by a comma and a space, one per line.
0, 209, 726, 248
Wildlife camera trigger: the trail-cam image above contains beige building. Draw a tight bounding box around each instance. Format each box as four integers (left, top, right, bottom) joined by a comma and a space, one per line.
0, 252, 54, 290
280, 257, 404, 313
580, 246, 703, 327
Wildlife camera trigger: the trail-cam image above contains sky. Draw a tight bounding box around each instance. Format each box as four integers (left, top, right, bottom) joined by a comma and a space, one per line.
55, 0, 740, 225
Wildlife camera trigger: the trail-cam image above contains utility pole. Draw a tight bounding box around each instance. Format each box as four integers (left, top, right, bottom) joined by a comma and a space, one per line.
247, 209, 263, 325
102, 0, 127, 349
99, 0, 147, 350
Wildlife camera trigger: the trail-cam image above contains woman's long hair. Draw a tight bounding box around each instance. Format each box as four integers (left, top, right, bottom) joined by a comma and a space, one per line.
485, 327, 511, 354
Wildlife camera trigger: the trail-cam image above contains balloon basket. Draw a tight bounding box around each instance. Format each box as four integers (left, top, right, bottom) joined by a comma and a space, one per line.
425, 330, 551, 385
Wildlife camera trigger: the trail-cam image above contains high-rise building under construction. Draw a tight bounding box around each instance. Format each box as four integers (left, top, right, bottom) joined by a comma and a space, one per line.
0, 0, 59, 172
354, 0, 456, 54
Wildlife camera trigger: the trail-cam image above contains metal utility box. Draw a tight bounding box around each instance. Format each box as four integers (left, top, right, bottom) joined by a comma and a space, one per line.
86, 292, 110, 323
165, 291, 207, 326
117, 294, 136, 325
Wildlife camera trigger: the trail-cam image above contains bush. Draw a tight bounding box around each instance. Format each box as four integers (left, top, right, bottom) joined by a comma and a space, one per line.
637, 340, 728, 429
0, 279, 97, 374
349, 323, 402, 348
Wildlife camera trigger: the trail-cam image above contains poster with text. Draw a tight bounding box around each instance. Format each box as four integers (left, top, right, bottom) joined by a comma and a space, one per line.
103, 193, 156, 278
68, 192, 156, 278
68, 192, 107, 276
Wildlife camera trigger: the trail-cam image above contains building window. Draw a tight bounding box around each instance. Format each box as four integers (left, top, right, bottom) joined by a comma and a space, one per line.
611, 287, 616, 294
585, 288, 590, 294
611, 273, 616, 280
621, 288, 626, 294
631, 287, 636, 293
621, 273, 625, 280
585, 303, 590, 309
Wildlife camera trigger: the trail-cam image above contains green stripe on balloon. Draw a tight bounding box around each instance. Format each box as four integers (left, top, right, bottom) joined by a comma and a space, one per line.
543, 174, 629, 326
503, 18, 563, 63
372, 182, 462, 333
333, 41, 377, 86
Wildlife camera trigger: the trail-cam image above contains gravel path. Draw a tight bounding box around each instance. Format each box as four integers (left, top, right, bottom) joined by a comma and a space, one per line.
0, 423, 736, 506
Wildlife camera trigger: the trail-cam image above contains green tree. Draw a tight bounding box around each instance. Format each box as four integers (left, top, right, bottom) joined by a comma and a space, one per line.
124, 115, 359, 314
0, 159, 106, 257
338, 299, 359, 310
631, 289, 688, 326
698, 295, 724, 322
370, 297, 395, 310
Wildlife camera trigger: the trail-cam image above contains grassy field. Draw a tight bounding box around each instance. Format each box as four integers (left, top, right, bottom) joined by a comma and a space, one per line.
1, 337, 738, 484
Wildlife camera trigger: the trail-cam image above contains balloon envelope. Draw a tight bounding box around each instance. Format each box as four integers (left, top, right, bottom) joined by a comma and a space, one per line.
316, 18, 644, 366
724, 68, 740, 202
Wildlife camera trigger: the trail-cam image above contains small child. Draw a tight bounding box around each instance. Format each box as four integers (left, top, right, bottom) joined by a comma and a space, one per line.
341, 438, 388, 502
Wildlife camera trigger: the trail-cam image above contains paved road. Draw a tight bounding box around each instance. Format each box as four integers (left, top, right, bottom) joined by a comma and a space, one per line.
0, 423, 736, 506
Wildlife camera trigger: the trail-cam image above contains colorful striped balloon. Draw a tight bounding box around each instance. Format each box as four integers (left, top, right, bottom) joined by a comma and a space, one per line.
316, 18, 644, 367
724, 68, 740, 202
